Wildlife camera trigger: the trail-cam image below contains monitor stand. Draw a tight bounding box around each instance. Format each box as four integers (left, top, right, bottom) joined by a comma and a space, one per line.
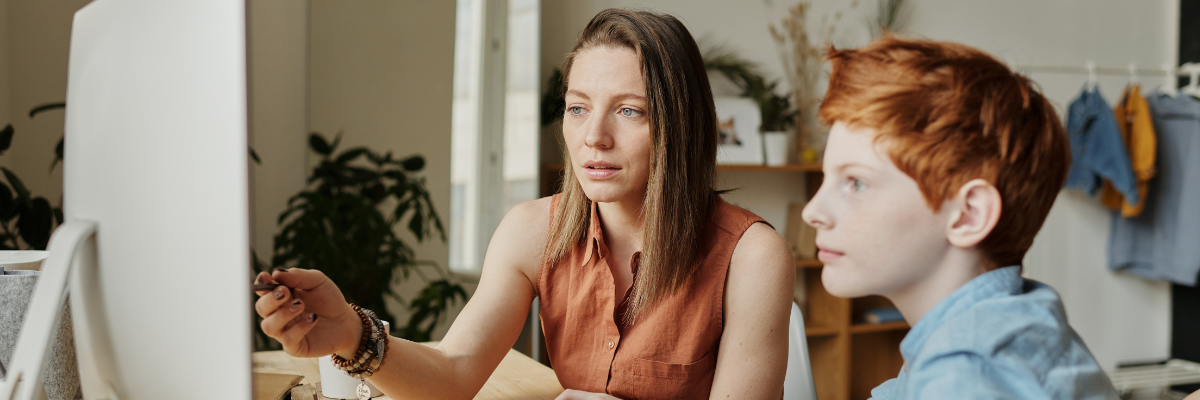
0, 220, 121, 400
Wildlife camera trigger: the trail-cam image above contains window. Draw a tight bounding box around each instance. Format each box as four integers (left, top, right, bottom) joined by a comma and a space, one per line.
450, 0, 540, 273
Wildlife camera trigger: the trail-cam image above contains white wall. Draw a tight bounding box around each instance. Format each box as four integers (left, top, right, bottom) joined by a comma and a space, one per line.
541, 0, 1177, 369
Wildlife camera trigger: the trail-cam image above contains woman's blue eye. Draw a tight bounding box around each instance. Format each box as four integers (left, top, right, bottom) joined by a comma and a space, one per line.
620, 108, 639, 117
567, 106, 584, 116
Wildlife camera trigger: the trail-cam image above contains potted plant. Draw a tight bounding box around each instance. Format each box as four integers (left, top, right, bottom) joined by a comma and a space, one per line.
703, 47, 797, 165
264, 132, 467, 346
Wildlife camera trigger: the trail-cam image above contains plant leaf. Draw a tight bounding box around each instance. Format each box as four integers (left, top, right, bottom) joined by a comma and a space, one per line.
0, 183, 13, 221
0, 124, 12, 154
2, 168, 31, 204
335, 148, 370, 164
401, 156, 425, 172
50, 138, 64, 171
28, 102, 66, 118
249, 147, 261, 165
18, 197, 53, 250
309, 133, 332, 156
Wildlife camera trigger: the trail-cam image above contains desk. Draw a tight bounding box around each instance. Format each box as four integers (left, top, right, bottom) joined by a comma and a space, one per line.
252, 344, 564, 400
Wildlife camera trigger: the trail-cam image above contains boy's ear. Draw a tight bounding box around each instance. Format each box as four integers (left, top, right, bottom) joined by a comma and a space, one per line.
946, 179, 1002, 249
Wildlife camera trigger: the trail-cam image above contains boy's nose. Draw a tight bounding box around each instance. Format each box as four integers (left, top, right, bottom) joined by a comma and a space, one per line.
801, 187, 832, 230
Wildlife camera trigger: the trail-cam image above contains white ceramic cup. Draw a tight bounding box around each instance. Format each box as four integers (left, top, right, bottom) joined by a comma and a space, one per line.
763, 132, 789, 166
319, 320, 389, 399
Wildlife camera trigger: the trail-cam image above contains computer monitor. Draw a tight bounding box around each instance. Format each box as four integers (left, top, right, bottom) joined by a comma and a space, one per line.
0, 0, 253, 399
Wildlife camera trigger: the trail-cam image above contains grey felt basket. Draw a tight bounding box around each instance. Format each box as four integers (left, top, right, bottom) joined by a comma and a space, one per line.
0, 268, 82, 400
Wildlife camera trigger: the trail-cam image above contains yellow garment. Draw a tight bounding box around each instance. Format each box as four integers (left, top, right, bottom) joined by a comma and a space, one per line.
1101, 85, 1156, 216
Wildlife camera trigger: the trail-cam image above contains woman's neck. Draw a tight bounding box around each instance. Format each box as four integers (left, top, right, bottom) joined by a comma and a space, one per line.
595, 199, 644, 251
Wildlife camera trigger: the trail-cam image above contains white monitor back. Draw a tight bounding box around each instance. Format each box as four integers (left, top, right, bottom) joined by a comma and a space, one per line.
63, 0, 251, 398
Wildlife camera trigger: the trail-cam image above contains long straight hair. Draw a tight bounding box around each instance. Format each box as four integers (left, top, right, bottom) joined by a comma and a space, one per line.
542, 9, 719, 323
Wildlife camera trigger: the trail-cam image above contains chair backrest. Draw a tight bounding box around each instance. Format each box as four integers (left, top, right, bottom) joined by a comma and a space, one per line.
784, 302, 818, 400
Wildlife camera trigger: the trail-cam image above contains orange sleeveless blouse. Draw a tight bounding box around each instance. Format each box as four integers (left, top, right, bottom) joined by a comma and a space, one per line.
538, 194, 768, 399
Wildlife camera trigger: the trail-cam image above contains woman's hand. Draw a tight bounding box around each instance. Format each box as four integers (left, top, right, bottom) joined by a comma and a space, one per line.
554, 389, 621, 400
254, 268, 363, 358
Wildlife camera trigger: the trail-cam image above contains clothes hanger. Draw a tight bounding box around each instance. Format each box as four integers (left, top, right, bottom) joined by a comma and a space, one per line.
1182, 63, 1200, 99
1086, 60, 1098, 91
1161, 63, 1179, 97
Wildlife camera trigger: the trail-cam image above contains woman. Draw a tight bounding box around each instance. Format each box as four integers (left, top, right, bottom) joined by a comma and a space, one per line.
254, 8, 794, 400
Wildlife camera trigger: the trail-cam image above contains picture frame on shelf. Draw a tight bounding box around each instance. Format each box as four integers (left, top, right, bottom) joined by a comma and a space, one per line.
714, 96, 763, 165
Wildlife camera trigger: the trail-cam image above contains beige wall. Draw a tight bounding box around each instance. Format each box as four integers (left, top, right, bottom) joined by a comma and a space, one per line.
0, 0, 92, 208
249, 0, 309, 262
307, 1, 462, 336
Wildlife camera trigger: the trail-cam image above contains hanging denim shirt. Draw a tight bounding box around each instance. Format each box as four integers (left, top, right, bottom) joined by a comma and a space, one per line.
869, 266, 1119, 400
1065, 86, 1140, 205
1108, 90, 1200, 285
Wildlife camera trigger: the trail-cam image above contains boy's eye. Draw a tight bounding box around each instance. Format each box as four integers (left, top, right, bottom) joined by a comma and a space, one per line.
849, 178, 865, 192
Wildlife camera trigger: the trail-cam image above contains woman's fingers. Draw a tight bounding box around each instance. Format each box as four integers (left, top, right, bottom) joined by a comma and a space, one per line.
254, 284, 293, 318
277, 312, 319, 354
260, 297, 304, 337
252, 271, 274, 296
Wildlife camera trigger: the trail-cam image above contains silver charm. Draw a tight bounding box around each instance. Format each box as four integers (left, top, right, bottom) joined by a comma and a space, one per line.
356, 380, 371, 400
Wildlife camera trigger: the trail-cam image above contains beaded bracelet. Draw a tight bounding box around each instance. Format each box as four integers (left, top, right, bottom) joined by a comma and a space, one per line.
331, 304, 389, 400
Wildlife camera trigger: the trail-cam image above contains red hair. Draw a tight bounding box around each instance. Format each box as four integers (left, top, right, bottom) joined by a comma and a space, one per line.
819, 36, 1069, 268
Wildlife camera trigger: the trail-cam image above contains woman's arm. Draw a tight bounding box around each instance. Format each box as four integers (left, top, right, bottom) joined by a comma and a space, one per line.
709, 222, 795, 399
363, 197, 551, 399
255, 197, 551, 400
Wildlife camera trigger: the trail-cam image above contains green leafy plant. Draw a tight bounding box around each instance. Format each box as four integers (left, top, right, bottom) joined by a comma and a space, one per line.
0, 117, 63, 250
703, 46, 797, 132
269, 132, 467, 343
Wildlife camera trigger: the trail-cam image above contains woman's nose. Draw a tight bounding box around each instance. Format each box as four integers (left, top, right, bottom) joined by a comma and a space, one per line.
584, 115, 613, 149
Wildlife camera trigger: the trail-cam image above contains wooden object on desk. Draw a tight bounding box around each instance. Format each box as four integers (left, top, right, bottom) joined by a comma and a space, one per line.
251, 342, 563, 400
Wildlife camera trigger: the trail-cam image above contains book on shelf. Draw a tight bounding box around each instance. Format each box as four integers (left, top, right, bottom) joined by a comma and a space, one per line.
862, 307, 904, 325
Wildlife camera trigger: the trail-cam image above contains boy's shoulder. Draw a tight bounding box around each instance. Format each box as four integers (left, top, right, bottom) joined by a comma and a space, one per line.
918, 279, 1076, 367
901, 274, 1118, 399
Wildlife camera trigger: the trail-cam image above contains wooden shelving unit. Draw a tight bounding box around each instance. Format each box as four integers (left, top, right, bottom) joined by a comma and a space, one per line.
539, 163, 907, 400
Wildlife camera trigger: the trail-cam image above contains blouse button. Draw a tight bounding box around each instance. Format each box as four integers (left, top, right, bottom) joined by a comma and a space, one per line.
607, 341, 614, 349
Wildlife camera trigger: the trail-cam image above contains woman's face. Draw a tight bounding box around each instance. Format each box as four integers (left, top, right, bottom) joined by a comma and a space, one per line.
562, 46, 654, 205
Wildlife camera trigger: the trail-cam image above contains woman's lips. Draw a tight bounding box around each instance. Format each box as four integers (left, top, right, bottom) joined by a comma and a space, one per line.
583, 161, 621, 179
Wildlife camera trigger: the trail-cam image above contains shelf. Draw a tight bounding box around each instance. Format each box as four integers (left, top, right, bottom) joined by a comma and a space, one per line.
796, 259, 823, 269
849, 321, 910, 334
541, 163, 822, 173
805, 324, 840, 337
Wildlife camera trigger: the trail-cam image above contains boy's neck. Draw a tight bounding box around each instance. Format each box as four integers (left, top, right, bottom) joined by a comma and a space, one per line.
886, 249, 990, 325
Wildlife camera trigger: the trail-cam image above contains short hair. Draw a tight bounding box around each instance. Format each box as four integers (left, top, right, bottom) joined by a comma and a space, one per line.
819, 36, 1069, 268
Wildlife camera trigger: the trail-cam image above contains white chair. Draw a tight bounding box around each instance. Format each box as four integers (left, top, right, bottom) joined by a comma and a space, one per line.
784, 302, 818, 400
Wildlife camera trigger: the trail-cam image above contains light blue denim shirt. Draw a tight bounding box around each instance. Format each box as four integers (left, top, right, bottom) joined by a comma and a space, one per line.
1064, 86, 1140, 206
869, 266, 1119, 400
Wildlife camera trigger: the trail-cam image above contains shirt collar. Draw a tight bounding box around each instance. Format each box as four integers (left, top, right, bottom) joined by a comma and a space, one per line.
899, 265, 1023, 362
581, 200, 609, 266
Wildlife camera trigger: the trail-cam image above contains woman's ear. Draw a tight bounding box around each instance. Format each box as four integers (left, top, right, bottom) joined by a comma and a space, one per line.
946, 179, 1002, 249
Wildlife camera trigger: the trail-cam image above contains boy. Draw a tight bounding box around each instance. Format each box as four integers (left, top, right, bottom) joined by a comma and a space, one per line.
802, 37, 1119, 399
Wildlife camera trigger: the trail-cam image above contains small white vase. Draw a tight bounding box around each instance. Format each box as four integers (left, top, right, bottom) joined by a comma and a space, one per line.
762, 131, 789, 166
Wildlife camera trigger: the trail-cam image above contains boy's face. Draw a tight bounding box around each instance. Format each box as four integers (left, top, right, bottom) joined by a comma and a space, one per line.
802, 122, 954, 299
